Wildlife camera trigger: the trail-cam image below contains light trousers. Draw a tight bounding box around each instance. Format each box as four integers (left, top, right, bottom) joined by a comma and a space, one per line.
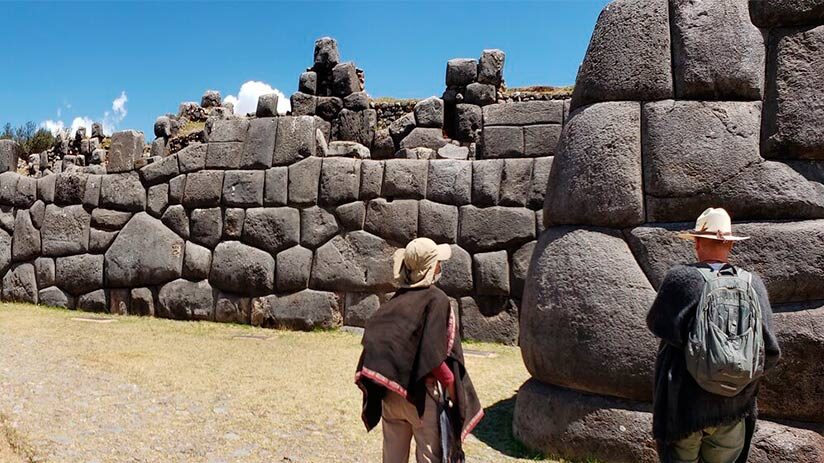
670, 419, 746, 463
381, 388, 441, 463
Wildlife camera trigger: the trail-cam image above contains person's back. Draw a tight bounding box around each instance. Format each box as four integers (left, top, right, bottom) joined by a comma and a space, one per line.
646, 208, 781, 463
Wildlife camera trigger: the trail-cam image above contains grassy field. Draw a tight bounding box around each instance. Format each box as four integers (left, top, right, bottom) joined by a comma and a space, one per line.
0, 302, 562, 463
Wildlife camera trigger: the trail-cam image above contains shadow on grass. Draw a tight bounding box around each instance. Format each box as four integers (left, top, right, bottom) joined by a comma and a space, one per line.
470, 395, 545, 460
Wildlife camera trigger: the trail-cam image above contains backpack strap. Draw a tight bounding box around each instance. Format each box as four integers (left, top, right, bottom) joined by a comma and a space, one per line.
696, 267, 715, 282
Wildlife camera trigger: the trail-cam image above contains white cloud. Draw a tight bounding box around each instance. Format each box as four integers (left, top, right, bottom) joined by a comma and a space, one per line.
40, 120, 65, 135
224, 81, 290, 116
41, 91, 130, 137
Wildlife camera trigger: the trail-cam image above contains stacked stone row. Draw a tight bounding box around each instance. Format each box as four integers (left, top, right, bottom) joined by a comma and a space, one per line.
289, 38, 380, 156
515, 1, 824, 462
0, 113, 554, 345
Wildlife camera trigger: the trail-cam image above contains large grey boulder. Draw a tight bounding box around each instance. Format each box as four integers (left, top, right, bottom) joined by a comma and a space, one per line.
147, 184, 168, 218
291, 93, 316, 117
205, 142, 242, 169
364, 198, 418, 244
189, 207, 222, 248
38, 286, 73, 309
157, 278, 214, 321
14, 176, 36, 208
749, 0, 824, 28
418, 200, 458, 244
359, 160, 383, 200
264, 167, 287, 206
108, 130, 144, 173
11, 211, 40, 262
464, 83, 496, 106
436, 245, 473, 297
105, 212, 184, 287
454, 104, 482, 142
183, 241, 211, 281
473, 251, 510, 296
388, 113, 416, 143
311, 231, 396, 292
177, 143, 207, 173
316, 97, 343, 120
478, 49, 505, 86
445, 58, 477, 87
255, 94, 279, 118
399, 128, 447, 151
521, 227, 658, 401
100, 172, 146, 212
161, 204, 189, 239
76, 289, 106, 313
570, 0, 672, 110
215, 292, 250, 324
499, 159, 533, 207
483, 101, 563, 126
524, 125, 562, 158
528, 156, 553, 209
130, 287, 155, 316
34, 257, 54, 289
333, 109, 375, 147
222, 170, 264, 207
459, 297, 518, 345
426, 160, 471, 205
273, 116, 315, 165
2, 263, 38, 303
760, 307, 824, 422
55, 254, 104, 296
471, 159, 503, 206
343, 92, 369, 111
335, 201, 366, 231
252, 290, 341, 331
326, 141, 370, 159
458, 206, 535, 253
287, 157, 322, 205
41, 204, 90, 256
53, 172, 87, 205
240, 117, 277, 169
276, 245, 312, 292
544, 101, 644, 228
319, 157, 360, 206
414, 97, 444, 128
671, 0, 764, 99
300, 206, 339, 249
313, 37, 340, 70
382, 160, 427, 199
762, 26, 824, 159
242, 207, 300, 255
139, 154, 179, 185
222, 208, 244, 239
514, 380, 658, 463
511, 240, 536, 297
481, 126, 523, 159
343, 293, 382, 327
210, 241, 274, 296
205, 118, 249, 143
332, 62, 360, 97
183, 170, 223, 208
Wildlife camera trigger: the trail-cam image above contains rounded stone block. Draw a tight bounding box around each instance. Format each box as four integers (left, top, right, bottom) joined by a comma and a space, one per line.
210, 241, 274, 296
521, 227, 658, 401
310, 231, 396, 293
157, 278, 214, 321
242, 207, 300, 255
570, 0, 673, 110
544, 102, 644, 228
55, 254, 104, 296
459, 296, 518, 345
105, 212, 184, 287
458, 206, 535, 253
364, 198, 418, 245
251, 290, 341, 331
513, 380, 657, 463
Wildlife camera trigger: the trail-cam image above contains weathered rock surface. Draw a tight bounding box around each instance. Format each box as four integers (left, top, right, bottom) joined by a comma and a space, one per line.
382, 160, 427, 199
311, 231, 395, 292
521, 227, 657, 401
749, 0, 824, 28
276, 245, 312, 292
545, 102, 644, 228
2, 263, 38, 303
105, 213, 184, 287
252, 290, 341, 331
458, 206, 534, 252
437, 244, 473, 297
210, 241, 274, 295
157, 278, 214, 321
55, 254, 103, 296
460, 296, 518, 345
364, 199, 418, 244
671, 0, 764, 99
242, 207, 300, 255
182, 241, 211, 281
570, 0, 672, 110
427, 160, 471, 205
41, 205, 90, 256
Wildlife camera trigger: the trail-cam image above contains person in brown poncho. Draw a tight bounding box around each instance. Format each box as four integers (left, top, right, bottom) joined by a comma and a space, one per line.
355, 237, 483, 463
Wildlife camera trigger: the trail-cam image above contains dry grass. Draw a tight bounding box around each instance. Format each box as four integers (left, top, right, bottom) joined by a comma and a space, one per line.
0, 303, 562, 463
178, 120, 206, 138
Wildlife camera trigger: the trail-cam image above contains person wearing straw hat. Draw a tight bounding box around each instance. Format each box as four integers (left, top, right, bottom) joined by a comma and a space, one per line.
646, 208, 781, 463
355, 237, 483, 463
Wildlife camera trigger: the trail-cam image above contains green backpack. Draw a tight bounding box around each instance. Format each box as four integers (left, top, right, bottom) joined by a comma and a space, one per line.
685, 266, 765, 397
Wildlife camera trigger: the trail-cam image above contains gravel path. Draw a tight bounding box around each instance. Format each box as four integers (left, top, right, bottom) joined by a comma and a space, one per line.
0, 303, 546, 463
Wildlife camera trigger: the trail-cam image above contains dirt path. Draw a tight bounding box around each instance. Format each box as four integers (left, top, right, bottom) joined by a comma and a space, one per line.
0, 303, 552, 463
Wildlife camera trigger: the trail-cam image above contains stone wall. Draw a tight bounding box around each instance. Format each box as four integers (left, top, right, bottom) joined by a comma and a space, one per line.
515, 0, 824, 461
0, 98, 561, 344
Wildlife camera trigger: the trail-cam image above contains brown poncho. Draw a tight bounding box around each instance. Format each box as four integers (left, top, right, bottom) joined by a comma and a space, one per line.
355, 285, 484, 442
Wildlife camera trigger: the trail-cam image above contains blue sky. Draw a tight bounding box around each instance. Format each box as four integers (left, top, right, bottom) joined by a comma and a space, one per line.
0, 1, 609, 137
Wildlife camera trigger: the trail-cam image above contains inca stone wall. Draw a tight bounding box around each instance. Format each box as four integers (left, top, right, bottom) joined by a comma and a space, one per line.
514, 1, 824, 462
0, 38, 568, 346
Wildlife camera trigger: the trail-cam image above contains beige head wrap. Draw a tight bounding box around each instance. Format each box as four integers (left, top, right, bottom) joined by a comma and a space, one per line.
393, 238, 452, 288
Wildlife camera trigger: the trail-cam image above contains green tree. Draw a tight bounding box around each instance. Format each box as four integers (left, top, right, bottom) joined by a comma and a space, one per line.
0, 121, 55, 155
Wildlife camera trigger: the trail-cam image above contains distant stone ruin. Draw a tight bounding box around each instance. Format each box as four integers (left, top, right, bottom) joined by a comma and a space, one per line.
0, 37, 567, 346
515, 0, 824, 462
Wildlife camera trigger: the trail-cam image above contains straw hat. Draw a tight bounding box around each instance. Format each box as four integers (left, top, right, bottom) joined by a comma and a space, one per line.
677, 208, 750, 242
393, 238, 452, 288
